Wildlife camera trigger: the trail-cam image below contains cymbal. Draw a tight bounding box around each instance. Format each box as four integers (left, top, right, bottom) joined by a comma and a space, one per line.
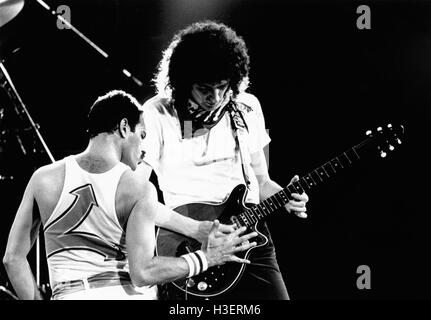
0, 0, 24, 28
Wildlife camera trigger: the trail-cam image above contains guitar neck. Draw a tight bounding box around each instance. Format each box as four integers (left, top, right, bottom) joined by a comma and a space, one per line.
233, 142, 366, 228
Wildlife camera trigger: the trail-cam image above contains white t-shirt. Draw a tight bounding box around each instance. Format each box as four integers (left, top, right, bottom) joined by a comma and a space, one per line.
141, 92, 271, 209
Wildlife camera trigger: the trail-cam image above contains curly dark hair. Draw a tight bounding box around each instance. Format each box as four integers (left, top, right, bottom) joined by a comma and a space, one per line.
153, 21, 250, 105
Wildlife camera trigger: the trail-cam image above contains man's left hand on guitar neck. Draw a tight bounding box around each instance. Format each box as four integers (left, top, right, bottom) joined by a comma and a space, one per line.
285, 175, 309, 218
256, 173, 309, 219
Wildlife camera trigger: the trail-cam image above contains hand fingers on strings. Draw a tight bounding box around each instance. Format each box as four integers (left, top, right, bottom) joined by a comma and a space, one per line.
232, 231, 258, 246
291, 192, 309, 202
209, 219, 221, 238
217, 222, 237, 235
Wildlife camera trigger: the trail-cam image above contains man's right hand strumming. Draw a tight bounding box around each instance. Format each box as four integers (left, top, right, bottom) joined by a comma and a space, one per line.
201, 220, 257, 267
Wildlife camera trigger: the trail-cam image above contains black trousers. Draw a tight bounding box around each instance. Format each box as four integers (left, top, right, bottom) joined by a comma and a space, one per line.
219, 222, 289, 300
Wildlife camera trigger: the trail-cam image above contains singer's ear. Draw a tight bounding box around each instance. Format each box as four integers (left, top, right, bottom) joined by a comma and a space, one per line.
118, 118, 129, 138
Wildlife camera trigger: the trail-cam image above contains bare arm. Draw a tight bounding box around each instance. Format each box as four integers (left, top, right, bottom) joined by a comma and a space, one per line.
134, 163, 236, 242
135, 162, 153, 181
126, 195, 189, 286
3, 173, 43, 300
153, 200, 236, 243
251, 149, 309, 218
126, 183, 257, 287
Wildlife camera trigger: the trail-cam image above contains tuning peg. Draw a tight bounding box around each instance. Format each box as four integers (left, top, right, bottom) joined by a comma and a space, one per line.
378, 145, 387, 158
389, 144, 395, 151
396, 138, 402, 145
387, 123, 393, 129
366, 130, 372, 136
377, 126, 383, 132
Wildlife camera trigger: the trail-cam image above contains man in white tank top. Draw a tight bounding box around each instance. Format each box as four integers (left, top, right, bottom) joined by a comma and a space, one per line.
2, 90, 257, 300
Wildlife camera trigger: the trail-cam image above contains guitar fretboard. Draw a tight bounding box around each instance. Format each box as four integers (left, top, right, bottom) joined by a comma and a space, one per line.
231, 146, 363, 228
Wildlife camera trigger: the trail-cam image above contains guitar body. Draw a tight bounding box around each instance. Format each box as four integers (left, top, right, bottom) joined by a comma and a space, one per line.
155, 123, 404, 299
156, 184, 268, 299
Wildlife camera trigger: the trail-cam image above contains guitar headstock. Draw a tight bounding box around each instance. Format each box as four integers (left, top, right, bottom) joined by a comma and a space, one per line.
364, 123, 405, 158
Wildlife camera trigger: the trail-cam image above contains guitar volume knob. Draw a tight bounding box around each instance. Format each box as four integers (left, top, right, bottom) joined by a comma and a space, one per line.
186, 278, 195, 287
197, 281, 208, 291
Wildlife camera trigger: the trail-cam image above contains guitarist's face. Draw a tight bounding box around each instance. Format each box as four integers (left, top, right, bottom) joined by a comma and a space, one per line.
190, 80, 230, 111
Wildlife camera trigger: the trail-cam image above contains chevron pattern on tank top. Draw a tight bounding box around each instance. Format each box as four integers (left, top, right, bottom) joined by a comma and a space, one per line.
43, 183, 126, 261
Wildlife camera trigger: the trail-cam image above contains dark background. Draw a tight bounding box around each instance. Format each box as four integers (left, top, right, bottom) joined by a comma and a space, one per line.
0, 0, 430, 299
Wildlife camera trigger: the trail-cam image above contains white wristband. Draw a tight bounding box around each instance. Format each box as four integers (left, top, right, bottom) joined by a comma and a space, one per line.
189, 251, 201, 275
181, 250, 209, 277
181, 253, 195, 278
194, 250, 208, 272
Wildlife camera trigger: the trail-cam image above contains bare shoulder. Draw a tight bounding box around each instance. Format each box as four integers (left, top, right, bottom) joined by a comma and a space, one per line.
29, 160, 66, 224
117, 168, 157, 203
116, 168, 158, 224
31, 160, 65, 190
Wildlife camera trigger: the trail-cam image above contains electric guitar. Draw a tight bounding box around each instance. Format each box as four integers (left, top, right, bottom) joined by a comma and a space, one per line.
156, 124, 404, 299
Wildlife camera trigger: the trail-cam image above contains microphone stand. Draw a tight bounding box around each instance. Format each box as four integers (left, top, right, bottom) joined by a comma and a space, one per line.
35, 0, 144, 88
0, 62, 55, 162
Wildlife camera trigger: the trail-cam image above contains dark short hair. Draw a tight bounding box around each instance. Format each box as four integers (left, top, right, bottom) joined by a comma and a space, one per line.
154, 21, 250, 103
87, 90, 142, 138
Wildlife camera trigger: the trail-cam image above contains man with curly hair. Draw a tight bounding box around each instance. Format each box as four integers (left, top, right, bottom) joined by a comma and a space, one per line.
139, 21, 309, 300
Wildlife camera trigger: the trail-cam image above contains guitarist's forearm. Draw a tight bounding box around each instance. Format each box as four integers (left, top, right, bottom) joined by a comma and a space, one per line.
154, 202, 200, 239
258, 178, 284, 201
259, 176, 309, 217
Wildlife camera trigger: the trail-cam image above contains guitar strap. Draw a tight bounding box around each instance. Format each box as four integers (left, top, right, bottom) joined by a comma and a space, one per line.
228, 102, 251, 190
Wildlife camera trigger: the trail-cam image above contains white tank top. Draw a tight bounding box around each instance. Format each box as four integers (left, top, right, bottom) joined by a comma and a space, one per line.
43, 155, 130, 286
